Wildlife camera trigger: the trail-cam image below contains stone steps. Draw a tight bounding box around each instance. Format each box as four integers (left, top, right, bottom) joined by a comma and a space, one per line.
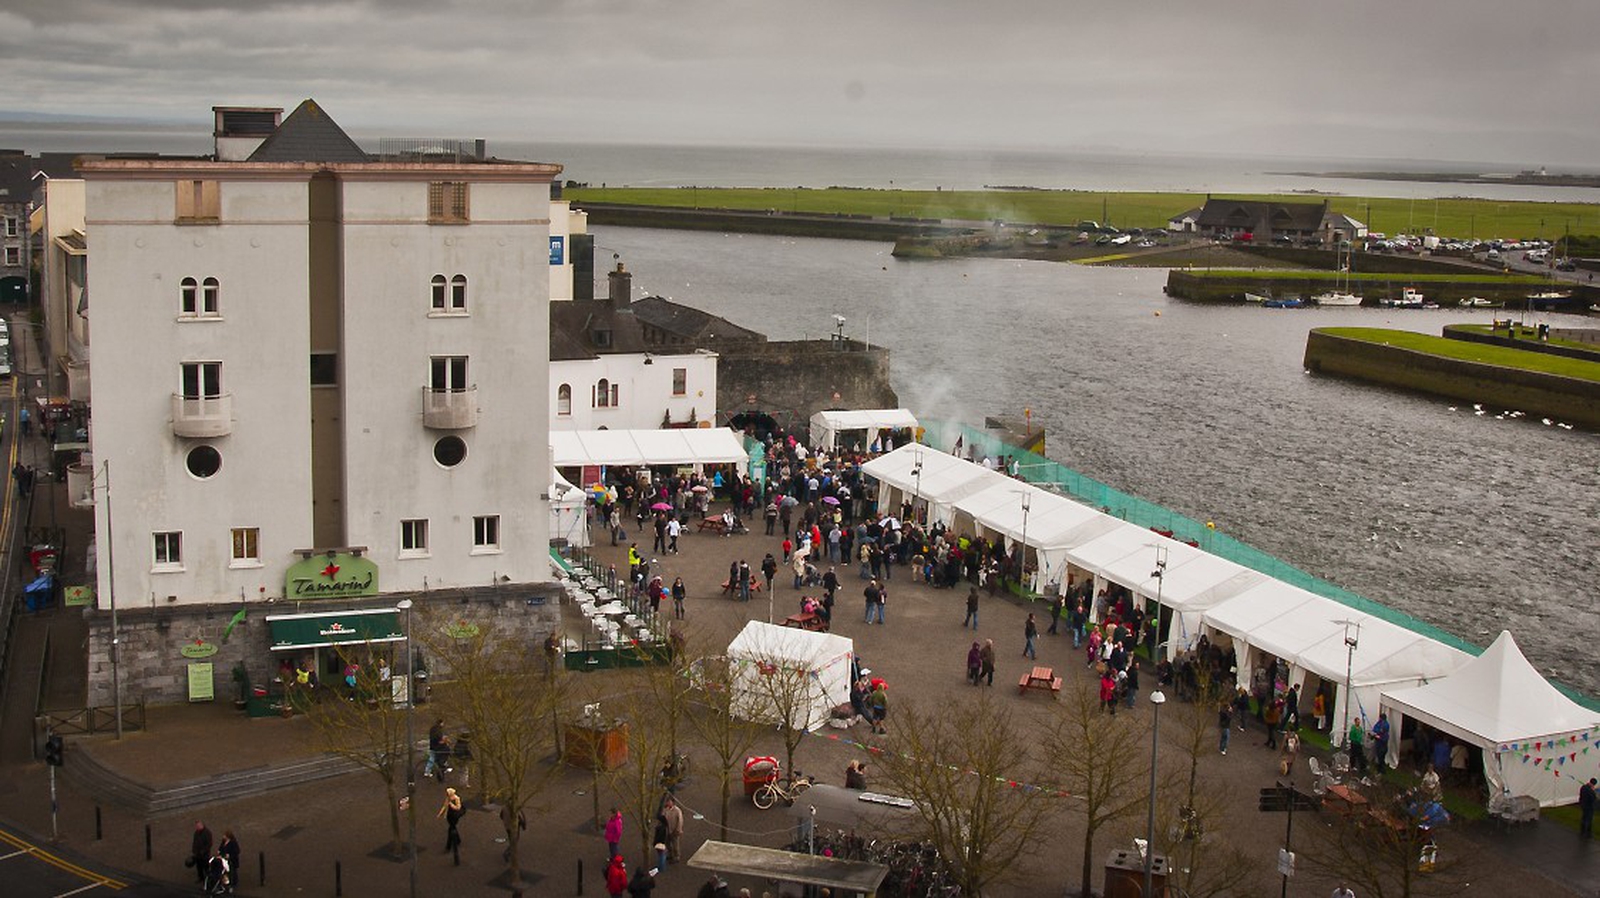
65, 747, 363, 817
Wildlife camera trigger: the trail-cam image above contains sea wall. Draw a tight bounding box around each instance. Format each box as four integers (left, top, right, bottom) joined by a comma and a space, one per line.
1443, 325, 1600, 363
1165, 269, 1582, 307
575, 202, 966, 241
716, 339, 898, 436
1303, 329, 1600, 429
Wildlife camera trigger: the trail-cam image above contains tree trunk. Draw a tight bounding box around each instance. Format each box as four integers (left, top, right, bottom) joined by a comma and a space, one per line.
507, 816, 522, 884
719, 775, 732, 840
1081, 826, 1097, 898
386, 778, 402, 856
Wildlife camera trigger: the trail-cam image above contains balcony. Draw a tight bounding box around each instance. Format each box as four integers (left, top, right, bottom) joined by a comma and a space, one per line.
170, 392, 233, 438
422, 385, 478, 430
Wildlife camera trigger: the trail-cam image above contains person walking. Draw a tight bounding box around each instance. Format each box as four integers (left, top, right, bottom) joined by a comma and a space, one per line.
868, 681, 888, 734
189, 821, 213, 884
1123, 660, 1140, 708
604, 807, 624, 861
671, 577, 687, 620
439, 787, 464, 864
1023, 613, 1038, 660
1218, 701, 1232, 755
963, 588, 979, 630
761, 553, 777, 594
1579, 777, 1597, 839
966, 641, 982, 686
605, 854, 629, 897
863, 580, 880, 623
1263, 699, 1282, 750
738, 560, 752, 603
218, 830, 240, 894
1047, 594, 1064, 635
979, 639, 996, 687
662, 797, 684, 862
666, 517, 681, 554
872, 583, 886, 625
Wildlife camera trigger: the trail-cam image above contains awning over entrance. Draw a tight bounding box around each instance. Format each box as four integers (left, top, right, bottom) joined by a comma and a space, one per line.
687, 840, 889, 895
266, 608, 404, 651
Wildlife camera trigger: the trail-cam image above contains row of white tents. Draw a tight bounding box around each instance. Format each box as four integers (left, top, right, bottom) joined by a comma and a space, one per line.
860, 443, 1600, 807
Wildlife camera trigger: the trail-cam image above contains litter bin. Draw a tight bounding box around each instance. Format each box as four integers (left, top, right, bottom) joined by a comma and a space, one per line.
412, 670, 429, 705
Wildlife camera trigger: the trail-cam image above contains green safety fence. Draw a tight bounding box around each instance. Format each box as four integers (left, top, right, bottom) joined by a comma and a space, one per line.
917, 418, 1600, 710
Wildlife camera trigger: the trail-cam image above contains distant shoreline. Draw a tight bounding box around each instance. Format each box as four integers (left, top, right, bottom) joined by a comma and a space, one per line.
1275, 170, 1600, 190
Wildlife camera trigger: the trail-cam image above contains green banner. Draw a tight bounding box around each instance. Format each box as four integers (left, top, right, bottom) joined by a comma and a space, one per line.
267, 609, 404, 651
284, 553, 380, 600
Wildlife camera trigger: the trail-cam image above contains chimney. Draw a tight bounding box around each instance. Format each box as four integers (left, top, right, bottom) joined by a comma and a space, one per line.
474, 139, 486, 161
608, 262, 632, 305
213, 106, 283, 161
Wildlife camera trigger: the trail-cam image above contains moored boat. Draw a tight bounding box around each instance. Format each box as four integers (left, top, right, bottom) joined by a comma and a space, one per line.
1458, 296, 1502, 308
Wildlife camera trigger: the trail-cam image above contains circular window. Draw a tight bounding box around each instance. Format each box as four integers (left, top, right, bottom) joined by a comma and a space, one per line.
433, 436, 467, 468
186, 445, 222, 479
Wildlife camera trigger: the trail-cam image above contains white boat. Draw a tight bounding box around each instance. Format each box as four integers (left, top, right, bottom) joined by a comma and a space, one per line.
1243, 292, 1269, 303
1312, 244, 1364, 306
1380, 287, 1426, 309
1458, 297, 1502, 308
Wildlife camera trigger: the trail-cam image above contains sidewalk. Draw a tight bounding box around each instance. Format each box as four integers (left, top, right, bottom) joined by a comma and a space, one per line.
1, 494, 1595, 896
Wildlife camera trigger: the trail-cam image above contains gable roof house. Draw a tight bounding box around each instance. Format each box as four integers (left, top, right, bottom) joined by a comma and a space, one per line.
1193, 199, 1360, 245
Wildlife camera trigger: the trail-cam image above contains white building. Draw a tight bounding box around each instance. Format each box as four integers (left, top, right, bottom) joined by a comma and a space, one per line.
76, 100, 563, 703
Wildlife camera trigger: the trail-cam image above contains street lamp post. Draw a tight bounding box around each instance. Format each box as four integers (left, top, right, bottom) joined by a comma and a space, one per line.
1336, 620, 1361, 753
1017, 491, 1032, 593
83, 461, 122, 739
397, 598, 418, 898
909, 446, 923, 528
1144, 690, 1167, 898
1149, 545, 1168, 659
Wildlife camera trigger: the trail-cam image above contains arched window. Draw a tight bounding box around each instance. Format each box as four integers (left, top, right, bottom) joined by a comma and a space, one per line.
179, 277, 198, 315
200, 277, 219, 315
431, 274, 447, 310
557, 383, 572, 416
595, 378, 610, 408
450, 274, 467, 310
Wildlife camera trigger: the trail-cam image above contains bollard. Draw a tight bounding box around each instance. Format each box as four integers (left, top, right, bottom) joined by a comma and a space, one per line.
259, 850, 266, 886
577, 857, 584, 895
335, 860, 342, 897
94, 805, 102, 841
144, 824, 151, 862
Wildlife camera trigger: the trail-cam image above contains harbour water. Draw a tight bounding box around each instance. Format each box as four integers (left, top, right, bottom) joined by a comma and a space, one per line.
598, 225, 1600, 698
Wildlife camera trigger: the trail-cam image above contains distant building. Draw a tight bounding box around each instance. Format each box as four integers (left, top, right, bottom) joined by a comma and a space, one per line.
0, 152, 32, 304
1166, 207, 1203, 233
1192, 199, 1364, 245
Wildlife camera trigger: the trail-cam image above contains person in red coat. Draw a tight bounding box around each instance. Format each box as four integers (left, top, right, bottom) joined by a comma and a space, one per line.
605, 854, 629, 897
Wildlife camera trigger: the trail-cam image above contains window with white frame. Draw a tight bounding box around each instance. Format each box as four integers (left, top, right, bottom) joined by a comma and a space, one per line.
557, 384, 572, 416
429, 356, 468, 392
3, 246, 18, 267
431, 274, 467, 312
179, 276, 220, 317
153, 531, 183, 569
473, 515, 501, 552
230, 527, 260, 566
3, 217, 16, 237
594, 378, 618, 408
181, 361, 223, 399
451, 274, 467, 310
400, 519, 429, 556
672, 367, 687, 396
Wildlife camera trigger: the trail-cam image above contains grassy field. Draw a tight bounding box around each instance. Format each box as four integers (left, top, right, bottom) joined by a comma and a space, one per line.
1178, 270, 1549, 284
568, 186, 1600, 242
1317, 328, 1600, 382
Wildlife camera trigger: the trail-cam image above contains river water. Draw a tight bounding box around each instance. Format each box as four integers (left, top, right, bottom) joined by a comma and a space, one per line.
599, 225, 1600, 698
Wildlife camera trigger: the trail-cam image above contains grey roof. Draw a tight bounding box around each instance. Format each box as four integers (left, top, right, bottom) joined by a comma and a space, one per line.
549, 300, 652, 361
1195, 199, 1329, 233
1168, 206, 1203, 221
248, 99, 369, 163
629, 295, 764, 343
0, 155, 34, 202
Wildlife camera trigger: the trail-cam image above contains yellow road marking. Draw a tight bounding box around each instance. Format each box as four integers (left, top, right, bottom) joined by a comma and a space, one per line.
0, 827, 127, 890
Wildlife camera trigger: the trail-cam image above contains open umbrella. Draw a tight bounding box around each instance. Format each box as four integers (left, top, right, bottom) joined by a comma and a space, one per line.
821, 496, 840, 506
690, 485, 710, 493
780, 496, 800, 508
650, 502, 673, 511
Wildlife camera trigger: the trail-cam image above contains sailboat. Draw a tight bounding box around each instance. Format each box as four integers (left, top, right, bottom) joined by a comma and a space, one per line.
1312, 243, 1363, 306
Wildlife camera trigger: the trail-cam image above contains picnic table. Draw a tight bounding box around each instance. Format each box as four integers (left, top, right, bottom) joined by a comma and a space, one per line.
1325, 783, 1369, 816
782, 612, 828, 633
698, 517, 728, 534
1017, 665, 1062, 699
720, 579, 763, 596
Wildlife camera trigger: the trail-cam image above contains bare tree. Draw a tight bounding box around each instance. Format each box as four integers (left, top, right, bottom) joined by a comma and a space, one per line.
728, 631, 837, 780
1049, 678, 1153, 898
598, 680, 677, 868
424, 620, 570, 887
682, 650, 761, 840
1298, 779, 1475, 898
302, 644, 409, 856
873, 694, 1057, 896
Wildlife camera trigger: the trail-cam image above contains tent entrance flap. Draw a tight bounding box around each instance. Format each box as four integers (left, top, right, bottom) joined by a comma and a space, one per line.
687, 840, 889, 894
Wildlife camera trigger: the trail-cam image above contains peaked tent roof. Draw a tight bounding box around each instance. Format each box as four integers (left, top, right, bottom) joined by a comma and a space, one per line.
248, 99, 369, 163
1383, 631, 1600, 745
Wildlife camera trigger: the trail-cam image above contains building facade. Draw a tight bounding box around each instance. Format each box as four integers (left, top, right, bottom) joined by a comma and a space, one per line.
77, 101, 562, 704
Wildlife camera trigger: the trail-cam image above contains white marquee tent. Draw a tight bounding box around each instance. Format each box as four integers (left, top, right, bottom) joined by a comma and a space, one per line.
549, 470, 590, 547
727, 621, 855, 733
1382, 631, 1600, 807
860, 445, 1004, 525
810, 409, 918, 451
550, 428, 749, 468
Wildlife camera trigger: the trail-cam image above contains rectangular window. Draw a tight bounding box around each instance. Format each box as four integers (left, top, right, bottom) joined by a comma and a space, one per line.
401, 519, 429, 556
3, 247, 18, 267
429, 355, 468, 392
427, 182, 469, 223
174, 180, 220, 222
310, 352, 338, 386
672, 367, 687, 396
473, 515, 501, 552
153, 531, 183, 568
3, 217, 17, 237
230, 527, 260, 565
181, 361, 223, 399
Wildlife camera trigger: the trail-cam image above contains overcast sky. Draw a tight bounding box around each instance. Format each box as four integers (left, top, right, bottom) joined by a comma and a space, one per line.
3, 0, 1598, 167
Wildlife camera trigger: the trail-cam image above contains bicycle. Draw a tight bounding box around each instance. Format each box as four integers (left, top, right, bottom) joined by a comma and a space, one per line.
752, 772, 812, 809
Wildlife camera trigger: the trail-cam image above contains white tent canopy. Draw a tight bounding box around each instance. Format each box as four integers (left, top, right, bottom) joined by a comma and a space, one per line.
550, 428, 749, 467
1383, 631, 1600, 807
549, 470, 590, 547
860, 445, 1004, 525
810, 409, 918, 450
727, 621, 855, 733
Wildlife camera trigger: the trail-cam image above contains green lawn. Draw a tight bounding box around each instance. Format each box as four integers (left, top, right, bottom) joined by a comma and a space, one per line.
1317, 328, 1600, 382
568, 187, 1600, 242
1183, 270, 1549, 284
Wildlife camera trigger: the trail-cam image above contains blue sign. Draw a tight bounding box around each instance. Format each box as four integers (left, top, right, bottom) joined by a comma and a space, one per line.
549, 236, 565, 266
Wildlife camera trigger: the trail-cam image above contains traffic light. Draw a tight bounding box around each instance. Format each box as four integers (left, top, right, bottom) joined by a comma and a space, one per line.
44, 734, 64, 767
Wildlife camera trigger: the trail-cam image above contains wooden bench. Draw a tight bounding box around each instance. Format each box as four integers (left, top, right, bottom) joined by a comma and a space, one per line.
783, 612, 828, 633
698, 518, 728, 535
720, 579, 764, 596
1018, 666, 1062, 699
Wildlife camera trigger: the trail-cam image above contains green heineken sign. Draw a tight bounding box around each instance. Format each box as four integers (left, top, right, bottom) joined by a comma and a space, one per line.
285, 553, 379, 600
266, 609, 404, 651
